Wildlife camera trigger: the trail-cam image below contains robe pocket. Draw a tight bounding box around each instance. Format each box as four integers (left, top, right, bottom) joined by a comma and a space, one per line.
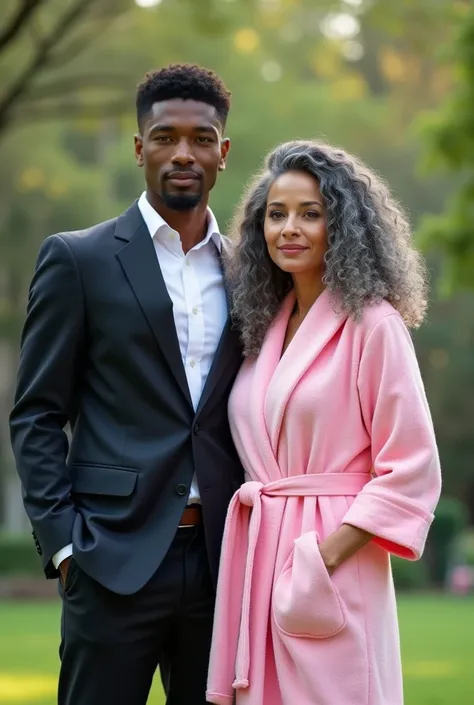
272, 530, 346, 639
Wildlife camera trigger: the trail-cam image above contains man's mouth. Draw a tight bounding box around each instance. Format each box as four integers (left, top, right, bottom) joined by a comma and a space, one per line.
166, 171, 201, 187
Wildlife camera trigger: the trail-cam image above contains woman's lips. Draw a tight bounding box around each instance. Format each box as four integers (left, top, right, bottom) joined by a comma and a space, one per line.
278, 245, 309, 255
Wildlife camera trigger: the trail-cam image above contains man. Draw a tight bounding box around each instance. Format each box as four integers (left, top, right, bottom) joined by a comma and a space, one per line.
9, 63, 244, 705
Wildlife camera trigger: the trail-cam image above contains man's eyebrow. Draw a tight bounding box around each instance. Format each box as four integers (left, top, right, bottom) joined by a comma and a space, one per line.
149, 124, 174, 133
195, 125, 219, 132
148, 124, 219, 135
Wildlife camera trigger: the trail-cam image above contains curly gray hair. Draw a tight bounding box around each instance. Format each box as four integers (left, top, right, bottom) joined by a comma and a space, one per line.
226, 140, 429, 357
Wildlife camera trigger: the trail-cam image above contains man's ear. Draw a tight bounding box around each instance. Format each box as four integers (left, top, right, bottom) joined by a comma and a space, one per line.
219, 137, 231, 172
134, 134, 144, 167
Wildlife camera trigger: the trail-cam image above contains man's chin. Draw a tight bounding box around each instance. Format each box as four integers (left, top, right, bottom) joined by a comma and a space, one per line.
162, 193, 202, 212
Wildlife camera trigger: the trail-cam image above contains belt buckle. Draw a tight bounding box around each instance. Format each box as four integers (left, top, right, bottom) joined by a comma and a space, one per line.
179, 505, 200, 529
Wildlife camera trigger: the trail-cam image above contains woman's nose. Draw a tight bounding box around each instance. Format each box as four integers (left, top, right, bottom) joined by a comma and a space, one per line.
281, 218, 300, 237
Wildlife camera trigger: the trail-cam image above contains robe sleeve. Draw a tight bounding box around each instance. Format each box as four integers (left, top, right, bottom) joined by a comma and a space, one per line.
342, 313, 441, 560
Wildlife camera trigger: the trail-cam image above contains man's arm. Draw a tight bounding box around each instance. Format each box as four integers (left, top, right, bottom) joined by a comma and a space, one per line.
53, 545, 73, 569
10, 234, 86, 578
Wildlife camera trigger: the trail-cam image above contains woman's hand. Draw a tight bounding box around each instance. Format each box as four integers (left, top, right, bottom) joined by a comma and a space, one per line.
318, 524, 373, 575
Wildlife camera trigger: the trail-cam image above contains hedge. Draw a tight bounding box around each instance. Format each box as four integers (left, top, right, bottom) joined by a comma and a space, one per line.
391, 555, 429, 591
0, 533, 43, 576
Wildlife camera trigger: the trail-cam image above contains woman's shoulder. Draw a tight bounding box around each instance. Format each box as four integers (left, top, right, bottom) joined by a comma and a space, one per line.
356, 299, 408, 343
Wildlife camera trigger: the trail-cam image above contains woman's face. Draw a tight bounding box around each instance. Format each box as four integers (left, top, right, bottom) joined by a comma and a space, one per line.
264, 170, 327, 279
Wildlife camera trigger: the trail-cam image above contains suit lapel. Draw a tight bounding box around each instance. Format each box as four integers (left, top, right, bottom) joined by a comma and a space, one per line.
114, 202, 192, 407
195, 320, 241, 416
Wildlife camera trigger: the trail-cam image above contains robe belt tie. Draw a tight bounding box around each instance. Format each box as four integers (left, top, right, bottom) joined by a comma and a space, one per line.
232, 472, 371, 690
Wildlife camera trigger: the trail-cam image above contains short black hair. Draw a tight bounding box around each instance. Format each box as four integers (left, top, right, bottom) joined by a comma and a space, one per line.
136, 63, 231, 130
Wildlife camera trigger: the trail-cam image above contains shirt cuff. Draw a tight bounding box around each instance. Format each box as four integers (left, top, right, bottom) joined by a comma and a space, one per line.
52, 544, 73, 569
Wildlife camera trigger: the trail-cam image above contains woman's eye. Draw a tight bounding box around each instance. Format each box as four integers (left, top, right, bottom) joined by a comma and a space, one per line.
305, 211, 320, 219
269, 211, 285, 220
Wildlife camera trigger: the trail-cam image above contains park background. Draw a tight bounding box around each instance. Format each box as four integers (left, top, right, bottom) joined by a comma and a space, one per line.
0, 0, 473, 703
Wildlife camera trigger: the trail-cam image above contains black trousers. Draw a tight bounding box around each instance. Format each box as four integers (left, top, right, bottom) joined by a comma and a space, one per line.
58, 526, 215, 705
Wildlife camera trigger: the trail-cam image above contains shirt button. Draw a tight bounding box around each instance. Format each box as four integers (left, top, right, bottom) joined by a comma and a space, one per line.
192, 307, 199, 315
186, 259, 191, 267
175, 484, 188, 497
190, 360, 196, 368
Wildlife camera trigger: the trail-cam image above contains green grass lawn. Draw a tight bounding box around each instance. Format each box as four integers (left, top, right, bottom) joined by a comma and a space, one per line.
0, 595, 472, 704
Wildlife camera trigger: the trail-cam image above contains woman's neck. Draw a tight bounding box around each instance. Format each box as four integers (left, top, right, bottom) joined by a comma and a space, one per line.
292, 272, 325, 321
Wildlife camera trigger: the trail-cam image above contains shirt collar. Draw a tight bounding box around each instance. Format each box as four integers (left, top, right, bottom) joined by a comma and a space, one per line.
137, 191, 222, 252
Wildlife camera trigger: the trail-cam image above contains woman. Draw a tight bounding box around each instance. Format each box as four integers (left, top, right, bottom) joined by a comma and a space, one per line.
206, 141, 441, 705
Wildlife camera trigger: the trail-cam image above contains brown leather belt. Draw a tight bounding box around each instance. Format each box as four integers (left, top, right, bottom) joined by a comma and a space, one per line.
179, 505, 202, 527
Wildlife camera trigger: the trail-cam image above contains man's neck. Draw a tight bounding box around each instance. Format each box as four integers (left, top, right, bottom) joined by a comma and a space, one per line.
146, 189, 211, 254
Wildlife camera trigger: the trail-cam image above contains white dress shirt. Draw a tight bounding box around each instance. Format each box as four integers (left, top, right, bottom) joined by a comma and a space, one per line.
52, 193, 228, 569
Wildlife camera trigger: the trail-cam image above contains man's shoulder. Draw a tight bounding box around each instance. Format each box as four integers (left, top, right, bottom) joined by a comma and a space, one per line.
54, 215, 118, 250
48, 200, 141, 256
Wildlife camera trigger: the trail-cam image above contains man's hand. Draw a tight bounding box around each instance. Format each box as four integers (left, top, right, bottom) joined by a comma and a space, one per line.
59, 557, 72, 586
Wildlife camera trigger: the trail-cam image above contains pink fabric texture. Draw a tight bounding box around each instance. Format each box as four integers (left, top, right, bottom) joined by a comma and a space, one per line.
207, 289, 441, 705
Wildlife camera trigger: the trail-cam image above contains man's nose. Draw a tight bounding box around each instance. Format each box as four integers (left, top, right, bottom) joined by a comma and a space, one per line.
171, 139, 195, 165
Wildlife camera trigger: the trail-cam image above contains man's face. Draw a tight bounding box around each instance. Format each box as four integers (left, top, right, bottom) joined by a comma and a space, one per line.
135, 99, 230, 211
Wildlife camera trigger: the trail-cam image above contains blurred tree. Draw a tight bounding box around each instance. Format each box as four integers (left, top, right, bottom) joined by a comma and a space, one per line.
426, 496, 469, 588
416, 1, 474, 293
413, 290, 474, 520
0, 1, 45, 53
0, 0, 133, 137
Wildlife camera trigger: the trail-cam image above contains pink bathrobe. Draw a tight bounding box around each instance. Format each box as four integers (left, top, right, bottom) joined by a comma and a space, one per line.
207, 289, 441, 705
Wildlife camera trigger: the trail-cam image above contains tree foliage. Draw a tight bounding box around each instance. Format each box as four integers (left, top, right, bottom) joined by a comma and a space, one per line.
417, 1, 474, 292
0, 0, 133, 136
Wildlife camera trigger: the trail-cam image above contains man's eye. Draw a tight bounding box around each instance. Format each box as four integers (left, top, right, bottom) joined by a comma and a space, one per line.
154, 136, 172, 143
197, 136, 213, 143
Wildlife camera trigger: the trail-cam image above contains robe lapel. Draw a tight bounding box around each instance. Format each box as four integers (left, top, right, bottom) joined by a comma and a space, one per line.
114, 202, 192, 407
267, 288, 348, 453
247, 293, 297, 481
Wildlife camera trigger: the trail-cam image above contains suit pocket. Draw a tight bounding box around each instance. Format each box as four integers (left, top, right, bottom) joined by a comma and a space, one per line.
70, 464, 138, 497
272, 530, 346, 639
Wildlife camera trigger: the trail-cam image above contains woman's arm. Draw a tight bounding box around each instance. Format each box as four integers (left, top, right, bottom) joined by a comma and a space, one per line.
344, 314, 440, 561
321, 313, 441, 573
319, 525, 373, 575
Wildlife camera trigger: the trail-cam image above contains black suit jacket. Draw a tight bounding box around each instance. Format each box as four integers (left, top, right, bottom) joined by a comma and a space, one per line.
9, 201, 244, 595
